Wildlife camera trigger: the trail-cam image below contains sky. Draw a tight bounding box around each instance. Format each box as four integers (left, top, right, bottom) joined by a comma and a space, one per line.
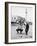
11, 6, 33, 22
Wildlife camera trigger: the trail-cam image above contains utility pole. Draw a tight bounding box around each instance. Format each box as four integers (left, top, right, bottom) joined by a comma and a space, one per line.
25, 8, 27, 21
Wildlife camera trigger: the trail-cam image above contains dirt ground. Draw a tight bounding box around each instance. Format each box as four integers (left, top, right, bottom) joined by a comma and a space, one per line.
11, 24, 32, 39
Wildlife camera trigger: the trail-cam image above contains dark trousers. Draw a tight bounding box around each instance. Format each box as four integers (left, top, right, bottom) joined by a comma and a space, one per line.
16, 29, 23, 34
25, 27, 29, 35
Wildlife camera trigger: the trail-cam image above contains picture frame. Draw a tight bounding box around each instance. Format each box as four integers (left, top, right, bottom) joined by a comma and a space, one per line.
5, 2, 36, 44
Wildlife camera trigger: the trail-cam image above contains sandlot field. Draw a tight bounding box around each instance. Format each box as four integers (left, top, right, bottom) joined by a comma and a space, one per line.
11, 24, 32, 39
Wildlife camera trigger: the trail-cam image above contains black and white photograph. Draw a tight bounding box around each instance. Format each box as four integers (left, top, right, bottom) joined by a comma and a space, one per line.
11, 6, 33, 39
5, 2, 36, 44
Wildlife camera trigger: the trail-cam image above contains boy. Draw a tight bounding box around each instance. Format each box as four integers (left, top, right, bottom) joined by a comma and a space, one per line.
25, 22, 29, 35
